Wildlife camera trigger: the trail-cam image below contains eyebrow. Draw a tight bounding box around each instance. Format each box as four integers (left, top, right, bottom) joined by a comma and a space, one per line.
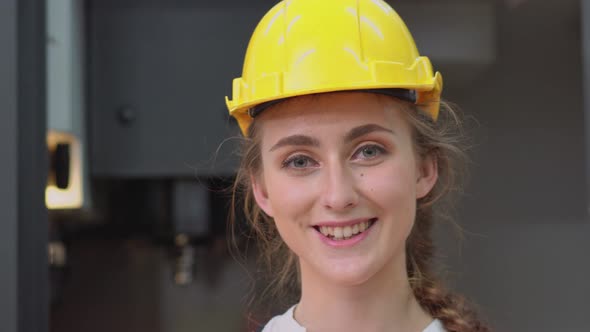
268, 123, 394, 152
344, 123, 395, 142
269, 135, 320, 152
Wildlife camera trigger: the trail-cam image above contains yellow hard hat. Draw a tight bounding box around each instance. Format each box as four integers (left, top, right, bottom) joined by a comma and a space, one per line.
226, 0, 443, 135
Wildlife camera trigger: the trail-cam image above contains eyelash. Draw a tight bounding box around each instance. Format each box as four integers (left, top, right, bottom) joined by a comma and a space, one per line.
281, 144, 387, 170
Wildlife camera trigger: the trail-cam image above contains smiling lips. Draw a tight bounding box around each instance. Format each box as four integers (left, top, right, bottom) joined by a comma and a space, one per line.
314, 218, 377, 241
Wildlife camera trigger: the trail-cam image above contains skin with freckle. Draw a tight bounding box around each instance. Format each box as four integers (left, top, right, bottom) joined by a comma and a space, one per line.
251, 92, 437, 286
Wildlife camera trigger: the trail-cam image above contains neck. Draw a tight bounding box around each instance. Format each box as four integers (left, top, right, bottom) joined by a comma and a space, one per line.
295, 253, 432, 332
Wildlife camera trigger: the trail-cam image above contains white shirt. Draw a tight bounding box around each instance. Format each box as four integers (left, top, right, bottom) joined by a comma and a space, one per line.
261, 305, 447, 332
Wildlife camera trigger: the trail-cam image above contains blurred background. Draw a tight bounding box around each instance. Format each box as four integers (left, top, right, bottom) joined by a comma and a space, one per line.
1, 0, 589, 331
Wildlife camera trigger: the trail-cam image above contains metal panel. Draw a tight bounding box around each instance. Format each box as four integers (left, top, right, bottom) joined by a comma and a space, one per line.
583, 0, 590, 210
17, 0, 49, 331
47, 0, 91, 209
0, 0, 19, 330
0, 0, 48, 331
89, 2, 267, 177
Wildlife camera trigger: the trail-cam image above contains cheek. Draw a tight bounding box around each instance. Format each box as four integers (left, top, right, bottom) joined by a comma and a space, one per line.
265, 172, 316, 226
362, 162, 417, 225
264, 174, 317, 256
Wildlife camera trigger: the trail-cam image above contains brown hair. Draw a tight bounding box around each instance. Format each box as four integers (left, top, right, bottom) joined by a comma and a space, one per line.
230, 95, 491, 332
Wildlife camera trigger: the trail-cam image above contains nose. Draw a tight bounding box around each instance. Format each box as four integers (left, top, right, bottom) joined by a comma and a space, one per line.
320, 161, 359, 211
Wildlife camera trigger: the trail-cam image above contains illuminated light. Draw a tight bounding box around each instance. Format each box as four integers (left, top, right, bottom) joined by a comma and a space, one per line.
46, 130, 83, 209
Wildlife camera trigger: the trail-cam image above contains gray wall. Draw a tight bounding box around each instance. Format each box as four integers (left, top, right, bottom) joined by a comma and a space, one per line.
436, 0, 590, 330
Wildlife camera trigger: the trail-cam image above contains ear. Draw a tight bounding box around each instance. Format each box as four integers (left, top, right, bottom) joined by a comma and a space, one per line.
416, 153, 438, 199
250, 173, 274, 217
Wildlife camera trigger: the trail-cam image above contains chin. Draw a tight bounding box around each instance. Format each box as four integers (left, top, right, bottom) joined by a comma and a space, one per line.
318, 259, 380, 287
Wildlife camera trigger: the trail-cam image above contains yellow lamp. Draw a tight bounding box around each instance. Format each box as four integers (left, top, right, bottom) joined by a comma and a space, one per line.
46, 130, 83, 209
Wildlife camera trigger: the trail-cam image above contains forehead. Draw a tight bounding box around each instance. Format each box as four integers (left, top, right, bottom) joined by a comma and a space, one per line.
255, 92, 411, 140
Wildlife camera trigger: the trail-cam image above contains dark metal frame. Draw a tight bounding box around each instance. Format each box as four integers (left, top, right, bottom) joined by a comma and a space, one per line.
18, 0, 48, 331
0, 0, 48, 331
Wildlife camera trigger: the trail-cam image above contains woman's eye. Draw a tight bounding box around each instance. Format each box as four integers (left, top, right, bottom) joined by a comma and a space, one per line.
282, 155, 317, 169
353, 144, 386, 160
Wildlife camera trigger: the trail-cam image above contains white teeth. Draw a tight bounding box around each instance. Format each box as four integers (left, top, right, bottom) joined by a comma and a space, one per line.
317, 219, 375, 240
343, 226, 352, 238
360, 221, 367, 232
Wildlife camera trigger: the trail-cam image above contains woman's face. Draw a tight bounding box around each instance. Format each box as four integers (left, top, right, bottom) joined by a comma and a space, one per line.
251, 92, 437, 286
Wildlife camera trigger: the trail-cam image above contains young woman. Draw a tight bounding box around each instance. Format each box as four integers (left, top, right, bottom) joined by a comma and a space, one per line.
225, 0, 490, 331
